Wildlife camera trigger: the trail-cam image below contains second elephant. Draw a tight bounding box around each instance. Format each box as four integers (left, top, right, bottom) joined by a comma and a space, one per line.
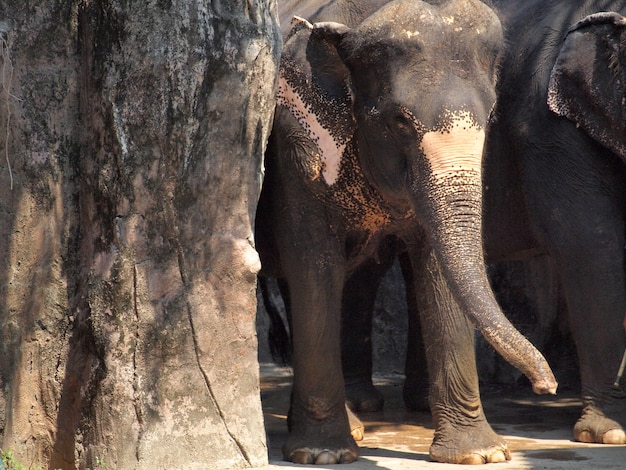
484, 0, 626, 445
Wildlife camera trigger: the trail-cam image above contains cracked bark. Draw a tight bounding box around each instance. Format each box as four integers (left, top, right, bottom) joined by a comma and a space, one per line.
0, 1, 280, 469
131, 263, 143, 464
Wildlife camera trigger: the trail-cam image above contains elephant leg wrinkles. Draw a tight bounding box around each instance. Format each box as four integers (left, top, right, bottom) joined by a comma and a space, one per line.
410, 244, 511, 464
276, 197, 358, 464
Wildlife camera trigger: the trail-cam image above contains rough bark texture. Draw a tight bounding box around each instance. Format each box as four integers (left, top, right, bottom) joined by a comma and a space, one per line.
0, 1, 280, 469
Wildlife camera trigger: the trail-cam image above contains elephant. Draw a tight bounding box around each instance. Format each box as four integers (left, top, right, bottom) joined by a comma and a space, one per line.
480, 0, 626, 445
254, 0, 558, 465
330, 0, 626, 447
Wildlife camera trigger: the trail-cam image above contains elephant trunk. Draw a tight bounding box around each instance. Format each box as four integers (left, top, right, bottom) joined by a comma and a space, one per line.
414, 113, 558, 395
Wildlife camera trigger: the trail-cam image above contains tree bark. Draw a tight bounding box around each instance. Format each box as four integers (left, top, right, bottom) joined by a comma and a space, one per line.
0, 1, 280, 469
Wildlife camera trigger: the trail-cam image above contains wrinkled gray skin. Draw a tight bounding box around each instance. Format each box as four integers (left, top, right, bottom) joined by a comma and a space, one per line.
483, 0, 626, 445
256, 0, 557, 464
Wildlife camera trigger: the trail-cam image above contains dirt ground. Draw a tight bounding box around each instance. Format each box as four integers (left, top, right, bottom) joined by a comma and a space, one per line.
259, 364, 626, 469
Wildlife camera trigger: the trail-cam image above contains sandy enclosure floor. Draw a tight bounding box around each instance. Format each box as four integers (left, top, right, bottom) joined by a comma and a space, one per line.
259, 364, 626, 469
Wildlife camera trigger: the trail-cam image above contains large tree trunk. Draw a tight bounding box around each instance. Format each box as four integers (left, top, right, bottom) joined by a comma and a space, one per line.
0, 1, 280, 469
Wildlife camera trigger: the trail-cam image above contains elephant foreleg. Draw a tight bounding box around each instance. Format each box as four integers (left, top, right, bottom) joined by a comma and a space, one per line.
278, 225, 358, 464
411, 245, 510, 464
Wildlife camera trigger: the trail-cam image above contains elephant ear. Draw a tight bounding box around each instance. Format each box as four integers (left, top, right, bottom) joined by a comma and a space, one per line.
276, 17, 355, 185
548, 12, 626, 161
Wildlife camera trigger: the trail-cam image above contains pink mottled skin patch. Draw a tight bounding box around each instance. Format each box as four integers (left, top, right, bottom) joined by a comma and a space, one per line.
420, 110, 485, 179
277, 74, 345, 186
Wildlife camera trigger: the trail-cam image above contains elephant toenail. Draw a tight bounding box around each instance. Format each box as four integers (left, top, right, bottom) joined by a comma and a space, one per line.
576, 430, 594, 443
459, 453, 485, 464
315, 450, 337, 464
291, 450, 314, 464
489, 450, 509, 463
602, 429, 626, 444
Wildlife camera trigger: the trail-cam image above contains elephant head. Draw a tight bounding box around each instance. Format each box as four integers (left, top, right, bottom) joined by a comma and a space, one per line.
548, 11, 626, 161
278, 0, 557, 394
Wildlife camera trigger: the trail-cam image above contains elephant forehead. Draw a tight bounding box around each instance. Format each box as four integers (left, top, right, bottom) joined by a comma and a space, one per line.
277, 72, 346, 186
419, 110, 485, 179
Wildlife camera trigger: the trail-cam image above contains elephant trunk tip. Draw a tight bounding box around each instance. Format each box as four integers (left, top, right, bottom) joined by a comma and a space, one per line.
526, 352, 558, 395
478, 320, 558, 396
532, 377, 558, 396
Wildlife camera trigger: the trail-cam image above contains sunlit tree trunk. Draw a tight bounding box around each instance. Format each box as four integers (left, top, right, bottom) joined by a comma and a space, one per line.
0, 1, 280, 468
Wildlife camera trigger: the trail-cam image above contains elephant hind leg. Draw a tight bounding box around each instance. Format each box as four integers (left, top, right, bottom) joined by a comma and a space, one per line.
345, 380, 384, 413
400, 251, 430, 411
341, 251, 398, 413
341, 265, 385, 413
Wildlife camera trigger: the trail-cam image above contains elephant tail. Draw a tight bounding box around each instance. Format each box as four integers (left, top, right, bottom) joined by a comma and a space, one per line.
259, 276, 293, 366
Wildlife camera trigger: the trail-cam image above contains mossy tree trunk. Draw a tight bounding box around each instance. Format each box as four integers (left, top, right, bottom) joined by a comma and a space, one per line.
0, 1, 280, 469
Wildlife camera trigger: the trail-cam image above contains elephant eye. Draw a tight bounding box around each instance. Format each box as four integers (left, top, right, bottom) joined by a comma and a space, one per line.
394, 113, 414, 135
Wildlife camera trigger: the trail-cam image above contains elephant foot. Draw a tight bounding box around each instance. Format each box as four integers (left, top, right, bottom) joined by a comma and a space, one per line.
429, 417, 511, 464
282, 428, 359, 464
403, 375, 430, 411
345, 379, 384, 412
574, 404, 626, 444
347, 405, 365, 441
